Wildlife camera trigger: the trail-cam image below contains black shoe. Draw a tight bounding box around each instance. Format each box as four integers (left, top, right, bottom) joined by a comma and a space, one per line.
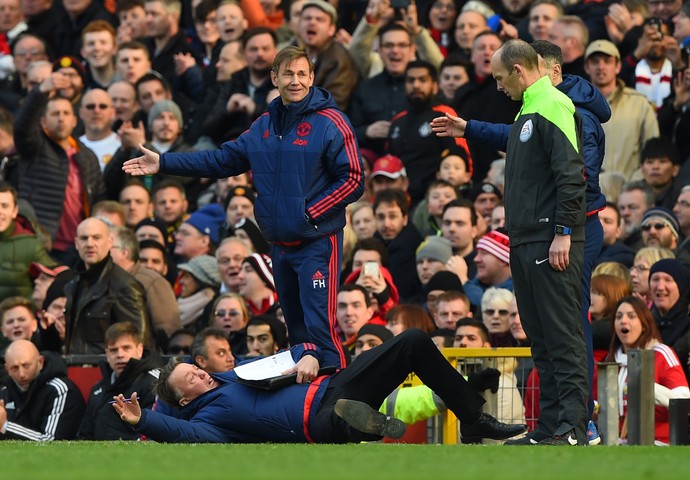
504, 430, 548, 446
460, 413, 528, 444
538, 429, 578, 446
334, 399, 407, 439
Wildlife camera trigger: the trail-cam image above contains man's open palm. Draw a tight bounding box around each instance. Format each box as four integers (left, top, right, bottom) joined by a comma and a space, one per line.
122, 144, 161, 176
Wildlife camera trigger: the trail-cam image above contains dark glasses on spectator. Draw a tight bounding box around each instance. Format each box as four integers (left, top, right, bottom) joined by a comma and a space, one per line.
84, 103, 109, 110
641, 223, 666, 231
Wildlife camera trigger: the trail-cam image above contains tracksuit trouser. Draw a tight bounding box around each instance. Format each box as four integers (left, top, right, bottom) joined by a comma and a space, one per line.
310, 329, 486, 443
510, 240, 589, 444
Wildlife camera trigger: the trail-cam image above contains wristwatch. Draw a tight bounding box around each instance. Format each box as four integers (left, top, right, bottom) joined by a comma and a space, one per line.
554, 225, 572, 235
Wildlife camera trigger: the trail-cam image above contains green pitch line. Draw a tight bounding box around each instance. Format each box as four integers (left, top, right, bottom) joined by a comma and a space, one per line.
1, 442, 689, 480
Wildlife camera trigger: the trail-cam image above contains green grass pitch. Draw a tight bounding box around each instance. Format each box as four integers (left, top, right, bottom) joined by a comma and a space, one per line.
2, 442, 690, 480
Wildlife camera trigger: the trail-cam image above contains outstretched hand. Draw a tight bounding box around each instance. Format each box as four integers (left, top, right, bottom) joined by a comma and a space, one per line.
111, 392, 142, 425
430, 112, 467, 138
122, 144, 161, 176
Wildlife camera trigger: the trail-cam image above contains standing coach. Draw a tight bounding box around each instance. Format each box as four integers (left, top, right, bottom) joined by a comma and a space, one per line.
123, 46, 364, 370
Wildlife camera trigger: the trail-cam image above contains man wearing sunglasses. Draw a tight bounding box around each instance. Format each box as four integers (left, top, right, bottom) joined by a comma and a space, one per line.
79, 88, 121, 172
640, 206, 681, 250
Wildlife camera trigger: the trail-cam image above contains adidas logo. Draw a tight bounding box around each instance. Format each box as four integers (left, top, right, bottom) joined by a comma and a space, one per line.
312, 271, 325, 281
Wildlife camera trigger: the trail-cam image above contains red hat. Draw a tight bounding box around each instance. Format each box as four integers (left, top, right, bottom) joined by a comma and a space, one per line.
371, 154, 407, 179
29, 262, 70, 280
476, 230, 510, 264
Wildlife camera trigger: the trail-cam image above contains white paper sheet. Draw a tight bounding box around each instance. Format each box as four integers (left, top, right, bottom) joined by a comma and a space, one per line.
233, 351, 296, 380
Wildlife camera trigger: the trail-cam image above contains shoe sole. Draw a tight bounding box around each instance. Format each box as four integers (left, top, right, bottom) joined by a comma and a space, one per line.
588, 436, 601, 446
504, 437, 540, 446
461, 424, 528, 444
335, 399, 407, 439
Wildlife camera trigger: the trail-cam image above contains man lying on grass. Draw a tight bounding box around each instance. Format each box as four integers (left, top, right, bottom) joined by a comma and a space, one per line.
113, 329, 527, 443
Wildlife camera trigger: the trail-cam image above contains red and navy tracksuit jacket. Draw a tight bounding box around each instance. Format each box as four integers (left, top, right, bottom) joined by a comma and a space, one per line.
135, 344, 331, 443
160, 87, 364, 368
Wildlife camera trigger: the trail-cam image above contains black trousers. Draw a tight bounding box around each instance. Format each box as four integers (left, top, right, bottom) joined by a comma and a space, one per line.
510, 241, 589, 444
310, 329, 485, 443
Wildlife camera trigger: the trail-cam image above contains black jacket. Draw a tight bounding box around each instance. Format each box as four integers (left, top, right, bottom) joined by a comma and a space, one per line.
78, 351, 162, 440
13, 88, 106, 240
64, 256, 149, 355
375, 224, 423, 301
652, 293, 690, 381
0, 351, 85, 440
348, 70, 407, 155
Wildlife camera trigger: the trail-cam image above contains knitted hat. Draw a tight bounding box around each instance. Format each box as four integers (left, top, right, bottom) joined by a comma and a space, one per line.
470, 182, 502, 202
234, 217, 270, 255
416, 236, 452, 264
148, 99, 183, 129
227, 185, 257, 205
302, 0, 338, 23
29, 262, 70, 280
243, 253, 275, 291
42, 269, 77, 311
371, 154, 407, 179
641, 207, 680, 241
52, 55, 87, 83
185, 204, 226, 245
424, 271, 464, 295
356, 324, 393, 343
177, 255, 222, 289
476, 230, 510, 264
462, 0, 495, 18
649, 258, 689, 292
135, 216, 169, 246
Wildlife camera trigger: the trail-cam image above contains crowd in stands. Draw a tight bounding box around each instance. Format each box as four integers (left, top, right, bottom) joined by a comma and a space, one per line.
1, 0, 690, 444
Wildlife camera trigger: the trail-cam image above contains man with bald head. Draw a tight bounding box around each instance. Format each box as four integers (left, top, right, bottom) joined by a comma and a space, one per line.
0, 339, 84, 440
79, 88, 121, 171
63, 217, 149, 354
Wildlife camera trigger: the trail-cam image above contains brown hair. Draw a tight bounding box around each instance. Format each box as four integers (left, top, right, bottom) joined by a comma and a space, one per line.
105, 321, 143, 345
590, 274, 631, 321
272, 46, 314, 75
0, 297, 35, 325
385, 304, 435, 334
606, 296, 662, 360
81, 20, 117, 44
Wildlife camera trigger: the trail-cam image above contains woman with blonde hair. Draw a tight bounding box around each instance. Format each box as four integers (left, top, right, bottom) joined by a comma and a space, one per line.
209, 292, 251, 355
629, 247, 675, 305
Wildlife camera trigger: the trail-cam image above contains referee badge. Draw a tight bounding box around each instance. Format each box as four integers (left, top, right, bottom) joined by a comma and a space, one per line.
519, 119, 533, 142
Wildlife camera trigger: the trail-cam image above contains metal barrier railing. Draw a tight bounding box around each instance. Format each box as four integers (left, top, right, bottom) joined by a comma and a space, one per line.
399, 347, 533, 444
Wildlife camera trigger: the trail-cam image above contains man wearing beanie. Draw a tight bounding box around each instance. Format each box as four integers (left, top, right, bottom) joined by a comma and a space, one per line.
464, 229, 512, 307
424, 270, 465, 319
415, 236, 452, 288
649, 258, 690, 380
174, 203, 226, 261
354, 324, 393, 357
234, 217, 270, 255
124, 46, 364, 369
641, 206, 682, 250
52, 56, 87, 104
239, 253, 278, 316
104, 99, 201, 208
